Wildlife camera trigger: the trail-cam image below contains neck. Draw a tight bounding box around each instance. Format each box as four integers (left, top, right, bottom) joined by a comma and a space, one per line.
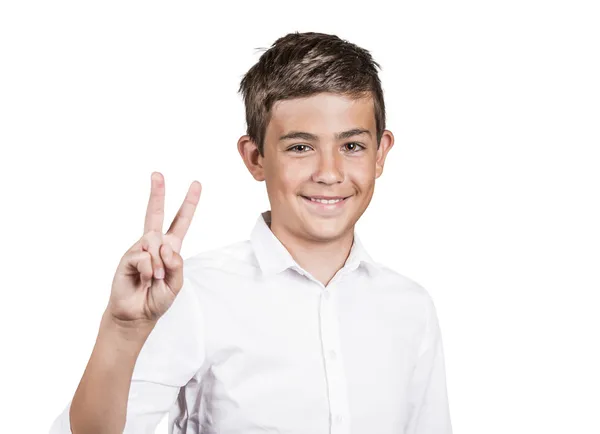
267, 212, 354, 287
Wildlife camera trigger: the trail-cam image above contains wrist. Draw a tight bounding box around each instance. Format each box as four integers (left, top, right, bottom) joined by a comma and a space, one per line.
100, 310, 156, 343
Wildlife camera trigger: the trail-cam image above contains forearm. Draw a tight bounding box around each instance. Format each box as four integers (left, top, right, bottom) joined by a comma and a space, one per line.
69, 311, 155, 434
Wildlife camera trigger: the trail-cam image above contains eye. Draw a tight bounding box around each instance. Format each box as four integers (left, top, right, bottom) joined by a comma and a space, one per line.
287, 144, 313, 153
344, 142, 365, 152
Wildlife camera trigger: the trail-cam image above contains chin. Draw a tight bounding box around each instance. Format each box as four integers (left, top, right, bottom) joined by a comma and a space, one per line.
305, 216, 353, 239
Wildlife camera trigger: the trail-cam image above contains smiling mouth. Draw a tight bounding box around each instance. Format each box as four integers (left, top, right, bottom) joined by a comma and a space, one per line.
301, 196, 351, 203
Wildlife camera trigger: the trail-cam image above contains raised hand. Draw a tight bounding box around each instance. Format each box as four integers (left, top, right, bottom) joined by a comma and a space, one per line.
106, 172, 201, 327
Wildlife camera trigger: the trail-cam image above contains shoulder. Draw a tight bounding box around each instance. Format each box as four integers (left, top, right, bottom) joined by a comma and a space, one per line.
368, 262, 436, 311
183, 239, 260, 284
371, 262, 430, 295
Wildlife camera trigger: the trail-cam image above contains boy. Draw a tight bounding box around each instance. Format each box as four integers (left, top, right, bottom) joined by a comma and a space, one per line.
50, 31, 452, 433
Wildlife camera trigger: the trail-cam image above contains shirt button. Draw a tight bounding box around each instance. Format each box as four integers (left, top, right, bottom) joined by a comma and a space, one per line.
334, 414, 344, 424
328, 350, 337, 360
323, 290, 331, 300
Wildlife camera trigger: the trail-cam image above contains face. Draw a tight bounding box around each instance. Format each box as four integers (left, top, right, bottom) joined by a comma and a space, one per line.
238, 92, 394, 243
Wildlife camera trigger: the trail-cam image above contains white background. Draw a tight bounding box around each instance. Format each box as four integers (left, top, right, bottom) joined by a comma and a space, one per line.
1, 1, 599, 433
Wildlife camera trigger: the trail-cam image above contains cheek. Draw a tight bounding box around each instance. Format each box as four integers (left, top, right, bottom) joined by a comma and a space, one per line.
348, 160, 376, 185
281, 162, 312, 186
267, 160, 310, 192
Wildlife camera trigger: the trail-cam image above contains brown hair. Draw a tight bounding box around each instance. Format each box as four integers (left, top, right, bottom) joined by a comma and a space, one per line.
238, 31, 386, 157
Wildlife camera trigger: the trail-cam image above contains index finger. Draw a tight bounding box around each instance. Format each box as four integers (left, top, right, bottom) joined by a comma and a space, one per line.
166, 180, 202, 242
143, 172, 165, 235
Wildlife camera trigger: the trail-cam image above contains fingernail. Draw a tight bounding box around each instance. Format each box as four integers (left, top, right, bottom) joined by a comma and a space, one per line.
154, 268, 164, 279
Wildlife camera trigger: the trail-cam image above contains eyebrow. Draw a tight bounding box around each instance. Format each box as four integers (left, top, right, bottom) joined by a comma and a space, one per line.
278, 128, 372, 142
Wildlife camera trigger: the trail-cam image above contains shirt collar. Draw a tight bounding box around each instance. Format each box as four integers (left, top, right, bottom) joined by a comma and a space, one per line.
250, 210, 382, 277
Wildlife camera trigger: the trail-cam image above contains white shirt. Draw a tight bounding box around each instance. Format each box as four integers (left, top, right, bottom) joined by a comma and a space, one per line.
50, 210, 452, 434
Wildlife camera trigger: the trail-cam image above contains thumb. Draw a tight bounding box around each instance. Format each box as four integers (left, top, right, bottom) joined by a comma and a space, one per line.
160, 244, 184, 286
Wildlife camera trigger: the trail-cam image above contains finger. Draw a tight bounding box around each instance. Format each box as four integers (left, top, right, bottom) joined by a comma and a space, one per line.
141, 233, 166, 280
160, 243, 183, 294
166, 181, 201, 243
160, 242, 183, 272
144, 172, 166, 235
127, 250, 153, 285
160, 243, 184, 293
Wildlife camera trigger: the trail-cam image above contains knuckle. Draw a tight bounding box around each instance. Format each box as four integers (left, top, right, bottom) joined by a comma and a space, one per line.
141, 232, 163, 255
150, 232, 164, 247
137, 236, 149, 252
128, 250, 145, 265
123, 248, 138, 262
142, 230, 162, 244
139, 250, 152, 262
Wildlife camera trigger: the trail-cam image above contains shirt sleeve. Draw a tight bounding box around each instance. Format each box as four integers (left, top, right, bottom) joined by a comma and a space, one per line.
405, 292, 453, 434
49, 271, 208, 434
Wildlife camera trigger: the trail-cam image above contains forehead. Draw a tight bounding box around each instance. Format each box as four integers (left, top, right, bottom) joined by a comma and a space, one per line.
267, 92, 376, 137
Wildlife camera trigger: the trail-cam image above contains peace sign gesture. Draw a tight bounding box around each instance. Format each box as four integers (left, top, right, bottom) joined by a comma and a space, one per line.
107, 172, 202, 327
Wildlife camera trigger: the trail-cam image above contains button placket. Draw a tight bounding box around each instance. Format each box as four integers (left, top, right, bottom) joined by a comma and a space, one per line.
319, 284, 351, 434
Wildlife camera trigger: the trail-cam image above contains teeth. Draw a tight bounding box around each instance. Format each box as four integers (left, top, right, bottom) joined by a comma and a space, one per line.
310, 197, 342, 204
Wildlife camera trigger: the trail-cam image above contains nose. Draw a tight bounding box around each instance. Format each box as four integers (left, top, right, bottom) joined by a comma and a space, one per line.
311, 149, 344, 184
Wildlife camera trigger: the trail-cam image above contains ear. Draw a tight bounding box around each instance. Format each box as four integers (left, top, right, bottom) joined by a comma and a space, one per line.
237, 135, 265, 181
375, 130, 395, 179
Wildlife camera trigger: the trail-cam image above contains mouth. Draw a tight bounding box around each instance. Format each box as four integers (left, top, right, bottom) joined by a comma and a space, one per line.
300, 195, 352, 212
